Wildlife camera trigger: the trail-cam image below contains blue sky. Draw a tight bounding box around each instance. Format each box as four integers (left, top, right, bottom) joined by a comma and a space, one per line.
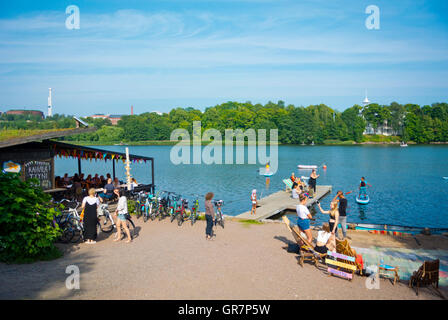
0, 0, 447, 116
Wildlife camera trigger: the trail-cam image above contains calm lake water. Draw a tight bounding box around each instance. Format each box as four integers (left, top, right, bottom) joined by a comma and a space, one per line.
55, 145, 448, 228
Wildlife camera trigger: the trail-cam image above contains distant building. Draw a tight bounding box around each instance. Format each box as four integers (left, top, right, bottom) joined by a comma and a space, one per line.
89, 114, 123, 125
361, 91, 399, 136
6, 110, 44, 119
108, 115, 123, 125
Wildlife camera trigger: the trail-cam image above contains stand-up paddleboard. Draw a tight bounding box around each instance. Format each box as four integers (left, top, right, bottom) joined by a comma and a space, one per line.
356, 194, 370, 204
298, 165, 317, 169
259, 168, 274, 177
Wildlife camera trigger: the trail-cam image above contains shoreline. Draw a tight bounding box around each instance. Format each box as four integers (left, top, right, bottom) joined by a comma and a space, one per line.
64, 140, 448, 146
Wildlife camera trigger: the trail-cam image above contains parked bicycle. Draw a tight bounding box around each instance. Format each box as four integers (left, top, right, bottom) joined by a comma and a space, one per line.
97, 203, 136, 239
189, 196, 200, 226
176, 198, 189, 226
214, 199, 225, 229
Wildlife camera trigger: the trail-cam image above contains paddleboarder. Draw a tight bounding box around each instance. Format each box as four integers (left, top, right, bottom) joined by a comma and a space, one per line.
359, 177, 371, 198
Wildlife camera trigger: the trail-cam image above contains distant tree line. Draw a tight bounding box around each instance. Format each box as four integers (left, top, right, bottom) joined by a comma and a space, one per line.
1, 101, 448, 144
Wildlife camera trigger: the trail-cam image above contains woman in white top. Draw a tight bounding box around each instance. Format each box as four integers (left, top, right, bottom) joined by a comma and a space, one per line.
250, 189, 257, 215
113, 189, 132, 243
296, 193, 313, 243
314, 223, 336, 254
81, 188, 100, 244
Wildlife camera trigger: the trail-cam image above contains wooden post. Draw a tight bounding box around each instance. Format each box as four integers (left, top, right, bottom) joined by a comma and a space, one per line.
125, 147, 132, 191
77, 157, 81, 175
151, 158, 155, 193
112, 160, 116, 180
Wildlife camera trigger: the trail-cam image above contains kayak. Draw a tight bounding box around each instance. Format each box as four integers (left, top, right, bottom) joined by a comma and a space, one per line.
298, 165, 317, 169
356, 194, 370, 204
348, 223, 448, 235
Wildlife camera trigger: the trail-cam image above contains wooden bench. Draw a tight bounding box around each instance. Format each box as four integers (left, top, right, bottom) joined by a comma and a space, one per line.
325, 251, 357, 281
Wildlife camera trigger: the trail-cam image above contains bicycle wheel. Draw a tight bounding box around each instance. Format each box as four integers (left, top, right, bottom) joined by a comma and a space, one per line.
177, 214, 183, 226
124, 217, 135, 239
150, 206, 157, 221
58, 226, 74, 243
99, 215, 114, 233
143, 207, 148, 222
170, 211, 176, 223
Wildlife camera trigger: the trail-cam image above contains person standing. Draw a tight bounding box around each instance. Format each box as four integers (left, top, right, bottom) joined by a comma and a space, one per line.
250, 189, 257, 215
81, 188, 100, 244
333, 190, 348, 240
316, 201, 339, 235
113, 189, 132, 243
359, 177, 371, 197
204, 192, 215, 240
296, 193, 313, 243
308, 169, 319, 197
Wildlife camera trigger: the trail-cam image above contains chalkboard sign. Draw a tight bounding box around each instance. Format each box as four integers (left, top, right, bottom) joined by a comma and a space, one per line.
24, 160, 52, 190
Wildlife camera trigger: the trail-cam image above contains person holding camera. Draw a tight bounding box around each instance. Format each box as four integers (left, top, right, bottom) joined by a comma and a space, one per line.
204, 192, 215, 240
316, 200, 339, 236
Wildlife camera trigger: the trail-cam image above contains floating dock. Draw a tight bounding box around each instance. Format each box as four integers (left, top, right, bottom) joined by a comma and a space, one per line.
236, 185, 332, 220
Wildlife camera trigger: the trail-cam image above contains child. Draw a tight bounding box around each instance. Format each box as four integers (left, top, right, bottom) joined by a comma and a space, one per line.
250, 189, 257, 215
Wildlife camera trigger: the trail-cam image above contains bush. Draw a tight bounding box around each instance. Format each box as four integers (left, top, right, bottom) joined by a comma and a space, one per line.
0, 172, 62, 263
127, 199, 136, 215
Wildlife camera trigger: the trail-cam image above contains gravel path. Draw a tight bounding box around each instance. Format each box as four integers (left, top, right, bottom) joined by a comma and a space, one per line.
0, 218, 445, 300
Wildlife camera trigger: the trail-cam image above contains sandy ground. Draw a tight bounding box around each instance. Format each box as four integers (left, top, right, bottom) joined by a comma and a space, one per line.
0, 217, 446, 300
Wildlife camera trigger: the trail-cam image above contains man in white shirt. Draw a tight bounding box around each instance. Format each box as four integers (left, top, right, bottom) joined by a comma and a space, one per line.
296, 193, 313, 243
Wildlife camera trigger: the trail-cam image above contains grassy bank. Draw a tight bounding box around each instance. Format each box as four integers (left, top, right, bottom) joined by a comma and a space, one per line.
0, 128, 71, 141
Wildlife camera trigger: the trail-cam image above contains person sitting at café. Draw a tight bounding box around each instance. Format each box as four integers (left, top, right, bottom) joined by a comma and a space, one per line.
63, 173, 70, 185
55, 176, 63, 188
131, 178, 138, 188
85, 174, 93, 189
113, 177, 121, 189
93, 174, 101, 188
99, 178, 116, 202
100, 175, 106, 187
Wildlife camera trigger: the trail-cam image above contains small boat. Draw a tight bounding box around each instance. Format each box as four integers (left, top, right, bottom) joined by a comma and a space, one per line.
400, 141, 408, 147
356, 194, 370, 204
298, 165, 318, 169
349, 223, 448, 235
263, 171, 274, 177
300, 176, 309, 181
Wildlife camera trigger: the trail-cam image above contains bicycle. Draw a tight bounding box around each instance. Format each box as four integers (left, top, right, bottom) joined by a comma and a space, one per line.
169, 194, 182, 223
158, 191, 173, 221
149, 192, 160, 221
59, 199, 85, 243
214, 199, 225, 229
97, 203, 136, 239
176, 198, 189, 226
189, 196, 200, 226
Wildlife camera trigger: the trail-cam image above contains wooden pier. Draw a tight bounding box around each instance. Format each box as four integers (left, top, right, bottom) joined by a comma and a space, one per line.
236, 185, 332, 221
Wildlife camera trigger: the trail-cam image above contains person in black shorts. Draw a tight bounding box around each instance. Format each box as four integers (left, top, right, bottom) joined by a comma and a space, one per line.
333, 190, 348, 239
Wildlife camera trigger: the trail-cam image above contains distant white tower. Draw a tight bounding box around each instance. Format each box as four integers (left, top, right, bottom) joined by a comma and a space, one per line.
362, 89, 370, 107
47, 88, 53, 117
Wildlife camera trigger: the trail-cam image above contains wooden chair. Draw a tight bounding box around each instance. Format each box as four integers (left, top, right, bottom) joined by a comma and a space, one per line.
282, 216, 326, 267
282, 179, 293, 192
336, 238, 363, 275
409, 259, 443, 297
